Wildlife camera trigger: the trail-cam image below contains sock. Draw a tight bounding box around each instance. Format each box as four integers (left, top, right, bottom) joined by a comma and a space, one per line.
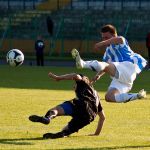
115, 93, 139, 103
83, 60, 108, 72
45, 110, 56, 119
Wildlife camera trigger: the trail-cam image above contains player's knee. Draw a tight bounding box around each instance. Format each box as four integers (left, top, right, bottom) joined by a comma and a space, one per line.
105, 93, 115, 102
105, 94, 111, 102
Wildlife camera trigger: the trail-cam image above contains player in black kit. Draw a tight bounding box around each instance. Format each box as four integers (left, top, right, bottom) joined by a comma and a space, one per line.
29, 72, 105, 139
35, 35, 45, 66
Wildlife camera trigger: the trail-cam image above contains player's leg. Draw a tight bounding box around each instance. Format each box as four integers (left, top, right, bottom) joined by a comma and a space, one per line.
71, 48, 109, 72
105, 81, 146, 103
43, 117, 90, 139
114, 89, 146, 103
29, 106, 64, 124
28, 106, 62, 125
29, 114, 50, 124
43, 102, 74, 139
105, 61, 146, 103
105, 88, 120, 102
40, 54, 44, 66
43, 125, 71, 139
29, 101, 73, 124
43, 131, 66, 139
44, 101, 73, 119
44, 105, 65, 119
36, 54, 40, 66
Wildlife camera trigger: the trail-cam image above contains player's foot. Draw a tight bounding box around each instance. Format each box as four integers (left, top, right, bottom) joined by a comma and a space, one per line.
71, 48, 84, 69
43, 132, 64, 139
29, 115, 50, 125
137, 89, 146, 99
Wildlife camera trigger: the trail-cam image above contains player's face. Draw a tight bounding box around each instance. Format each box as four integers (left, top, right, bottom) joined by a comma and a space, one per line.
101, 32, 114, 41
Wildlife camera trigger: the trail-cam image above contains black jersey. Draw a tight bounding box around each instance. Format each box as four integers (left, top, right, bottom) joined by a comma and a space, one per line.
67, 77, 102, 134
35, 40, 45, 55
75, 79, 102, 113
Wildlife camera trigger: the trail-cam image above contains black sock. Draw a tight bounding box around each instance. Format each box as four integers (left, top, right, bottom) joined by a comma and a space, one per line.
45, 110, 56, 119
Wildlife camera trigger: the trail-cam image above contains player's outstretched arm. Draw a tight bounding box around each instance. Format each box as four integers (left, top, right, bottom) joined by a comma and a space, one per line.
90, 71, 105, 84
94, 110, 105, 135
48, 72, 82, 81
95, 36, 124, 50
92, 110, 105, 136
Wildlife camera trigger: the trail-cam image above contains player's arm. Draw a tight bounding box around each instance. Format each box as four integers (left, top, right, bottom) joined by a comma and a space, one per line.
48, 72, 82, 81
90, 71, 105, 84
93, 110, 105, 135
95, 36, 124, 50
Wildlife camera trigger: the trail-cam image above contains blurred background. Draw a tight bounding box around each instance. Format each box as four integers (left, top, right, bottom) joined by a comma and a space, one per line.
0, 0, 149, 63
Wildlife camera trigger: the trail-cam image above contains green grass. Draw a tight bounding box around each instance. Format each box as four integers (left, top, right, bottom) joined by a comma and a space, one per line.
0, 65, 150, 150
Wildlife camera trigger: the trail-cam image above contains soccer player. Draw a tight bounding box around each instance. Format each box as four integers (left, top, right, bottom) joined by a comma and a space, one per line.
29, 72, 105, 139
71, 24, 147, 103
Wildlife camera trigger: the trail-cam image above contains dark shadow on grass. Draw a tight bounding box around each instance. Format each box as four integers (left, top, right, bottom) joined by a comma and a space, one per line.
0, 137, 43, 145
0, 137, 150, 149
62, 145, 150, 150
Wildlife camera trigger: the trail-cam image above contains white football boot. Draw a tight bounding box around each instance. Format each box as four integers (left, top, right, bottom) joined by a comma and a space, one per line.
71, 48, 84, 69
137, 89, 147, 99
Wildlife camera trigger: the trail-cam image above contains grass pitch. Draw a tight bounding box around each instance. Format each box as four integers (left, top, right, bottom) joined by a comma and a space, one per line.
0, 65, 150, 150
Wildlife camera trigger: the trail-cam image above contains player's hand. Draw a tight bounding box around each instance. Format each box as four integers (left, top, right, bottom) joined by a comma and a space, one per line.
48, 72, 60, 81
90, 75, 100, 84
90, 78, 96, 85
90, 80, 95, 85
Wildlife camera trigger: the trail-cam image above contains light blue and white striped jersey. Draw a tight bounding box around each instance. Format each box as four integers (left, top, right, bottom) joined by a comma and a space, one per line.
103, 36, 147, 74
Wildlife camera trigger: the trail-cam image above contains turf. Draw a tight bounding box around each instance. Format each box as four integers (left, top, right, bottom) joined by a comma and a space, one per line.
0, 65, 150, 150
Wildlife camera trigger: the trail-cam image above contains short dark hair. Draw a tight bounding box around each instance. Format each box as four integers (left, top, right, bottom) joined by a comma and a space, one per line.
101, 24, 117, 35
79, 74, 90, 85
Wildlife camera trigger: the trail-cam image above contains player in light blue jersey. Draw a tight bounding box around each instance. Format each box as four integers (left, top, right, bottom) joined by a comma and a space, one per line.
71, 24, 147, 103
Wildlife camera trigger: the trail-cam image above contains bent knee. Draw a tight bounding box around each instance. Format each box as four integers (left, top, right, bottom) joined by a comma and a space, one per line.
105, 94, 111, 102
105, 93, 116, 102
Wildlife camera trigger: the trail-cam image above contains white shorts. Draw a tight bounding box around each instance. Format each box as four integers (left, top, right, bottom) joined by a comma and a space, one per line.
108, 61, 137, 93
